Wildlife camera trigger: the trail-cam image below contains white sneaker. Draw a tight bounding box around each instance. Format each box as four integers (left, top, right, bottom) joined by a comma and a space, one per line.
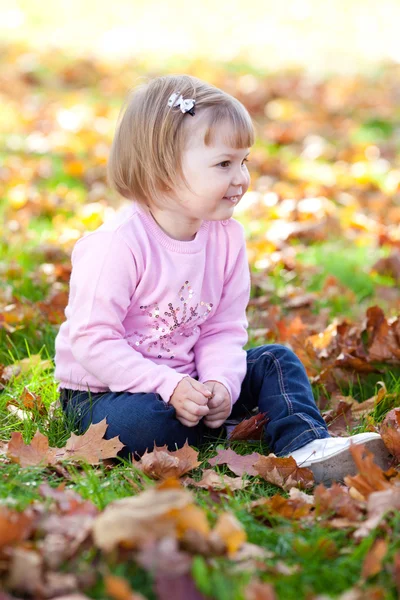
286, 432, 393, 485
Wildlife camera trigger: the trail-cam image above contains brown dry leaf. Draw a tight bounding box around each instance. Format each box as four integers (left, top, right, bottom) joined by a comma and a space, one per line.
0, 507, 36, 548
254, 454, 314, 491
7, 430, 57, 467
361, 538, 388, 579
229, 412, 268, 440
104, 574, 147, 600
208, 448, 261, 476
245, 579, 277, 600
344, 444, 394, 500
379, 407, 400, 461
314, 483, 364, 521
134, 441, 200, 479
184, 469, 250, 491
250, 493, 313, 520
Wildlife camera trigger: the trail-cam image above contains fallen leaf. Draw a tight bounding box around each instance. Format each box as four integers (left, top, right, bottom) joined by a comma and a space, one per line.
344, 444, 394, 500
184, 469, 250, 491
379, 407, 400, 461
0, 507, 36, 548
254, 454, 314, 491
208, 448, 260, 476
6, 420, 125, 467
361, 538, 388, 579
210, 512, 247, 556
250, 493, 313, 520
134, 441, 200, 479
63, 419, 125, 464
354, 486, 400, 539
314, 482, 363, 521
229, 412, 268, 440
7, 430, 57, 467
91, 480, 194, 552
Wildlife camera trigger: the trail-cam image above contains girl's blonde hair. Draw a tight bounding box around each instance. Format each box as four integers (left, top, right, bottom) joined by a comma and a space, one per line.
107, 74, 255, 208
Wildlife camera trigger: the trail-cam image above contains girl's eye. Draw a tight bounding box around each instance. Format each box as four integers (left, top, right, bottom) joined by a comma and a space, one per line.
219, 158, 249, 168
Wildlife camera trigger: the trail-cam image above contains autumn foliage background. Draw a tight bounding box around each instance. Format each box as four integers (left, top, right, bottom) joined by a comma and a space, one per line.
1, 3, 400, 599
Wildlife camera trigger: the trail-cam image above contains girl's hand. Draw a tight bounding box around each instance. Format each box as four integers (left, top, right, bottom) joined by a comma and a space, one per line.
202, 380, 231, 428
169, 376, 211, 427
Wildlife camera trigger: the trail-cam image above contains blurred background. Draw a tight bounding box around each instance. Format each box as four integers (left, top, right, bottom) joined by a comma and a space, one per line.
2, 0, 400, 74
1, 0, 400, 389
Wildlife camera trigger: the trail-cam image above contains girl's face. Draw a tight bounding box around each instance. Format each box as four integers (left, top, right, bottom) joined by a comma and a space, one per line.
168, 114, 251, 223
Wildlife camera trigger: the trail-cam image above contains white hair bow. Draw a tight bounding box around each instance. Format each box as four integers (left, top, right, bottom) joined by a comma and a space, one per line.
167, 92, 196, 116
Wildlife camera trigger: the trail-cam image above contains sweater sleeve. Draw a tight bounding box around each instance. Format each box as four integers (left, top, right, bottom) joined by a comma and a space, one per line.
67, 231, 188, 403
193, 222, 250, 411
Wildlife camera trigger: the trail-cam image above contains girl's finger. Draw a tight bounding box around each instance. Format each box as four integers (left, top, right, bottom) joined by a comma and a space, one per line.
204, 410, 227, 421
176, 408, 201, 425
208, 397, 223, 409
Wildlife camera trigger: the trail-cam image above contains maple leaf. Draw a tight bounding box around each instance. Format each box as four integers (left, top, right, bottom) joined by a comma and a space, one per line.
208, 448, 260, 476
6, 419, 124, 466
7, 430, 57, 467
134, 440, 200, 479
63, 419, 125, 464
253, 455, 314, 491
228, 412, 268, 441
379, 407, 400, 461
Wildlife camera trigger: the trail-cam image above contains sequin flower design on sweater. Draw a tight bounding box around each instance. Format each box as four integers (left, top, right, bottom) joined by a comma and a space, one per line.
130, 281, 213, 359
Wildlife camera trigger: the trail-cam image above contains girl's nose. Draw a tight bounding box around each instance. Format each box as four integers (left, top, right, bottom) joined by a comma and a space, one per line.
232, 166, 249, 187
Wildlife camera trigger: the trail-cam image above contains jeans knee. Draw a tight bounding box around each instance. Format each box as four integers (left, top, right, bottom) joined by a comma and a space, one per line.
259, 343, 297, 362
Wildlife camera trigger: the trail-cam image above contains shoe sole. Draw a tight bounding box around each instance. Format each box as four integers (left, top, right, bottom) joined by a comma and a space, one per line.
306, 438, 394, 486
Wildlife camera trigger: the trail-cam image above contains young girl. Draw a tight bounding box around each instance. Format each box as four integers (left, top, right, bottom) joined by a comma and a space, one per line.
54, 74, 391, 484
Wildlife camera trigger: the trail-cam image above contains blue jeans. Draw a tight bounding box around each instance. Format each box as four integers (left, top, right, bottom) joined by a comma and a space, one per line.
60, 344, 330, 460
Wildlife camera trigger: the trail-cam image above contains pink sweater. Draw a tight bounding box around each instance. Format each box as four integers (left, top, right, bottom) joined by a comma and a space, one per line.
54, 201, 251, 408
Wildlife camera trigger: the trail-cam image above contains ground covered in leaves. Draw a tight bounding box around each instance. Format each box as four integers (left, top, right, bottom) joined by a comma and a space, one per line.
1, 42, 400, 599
